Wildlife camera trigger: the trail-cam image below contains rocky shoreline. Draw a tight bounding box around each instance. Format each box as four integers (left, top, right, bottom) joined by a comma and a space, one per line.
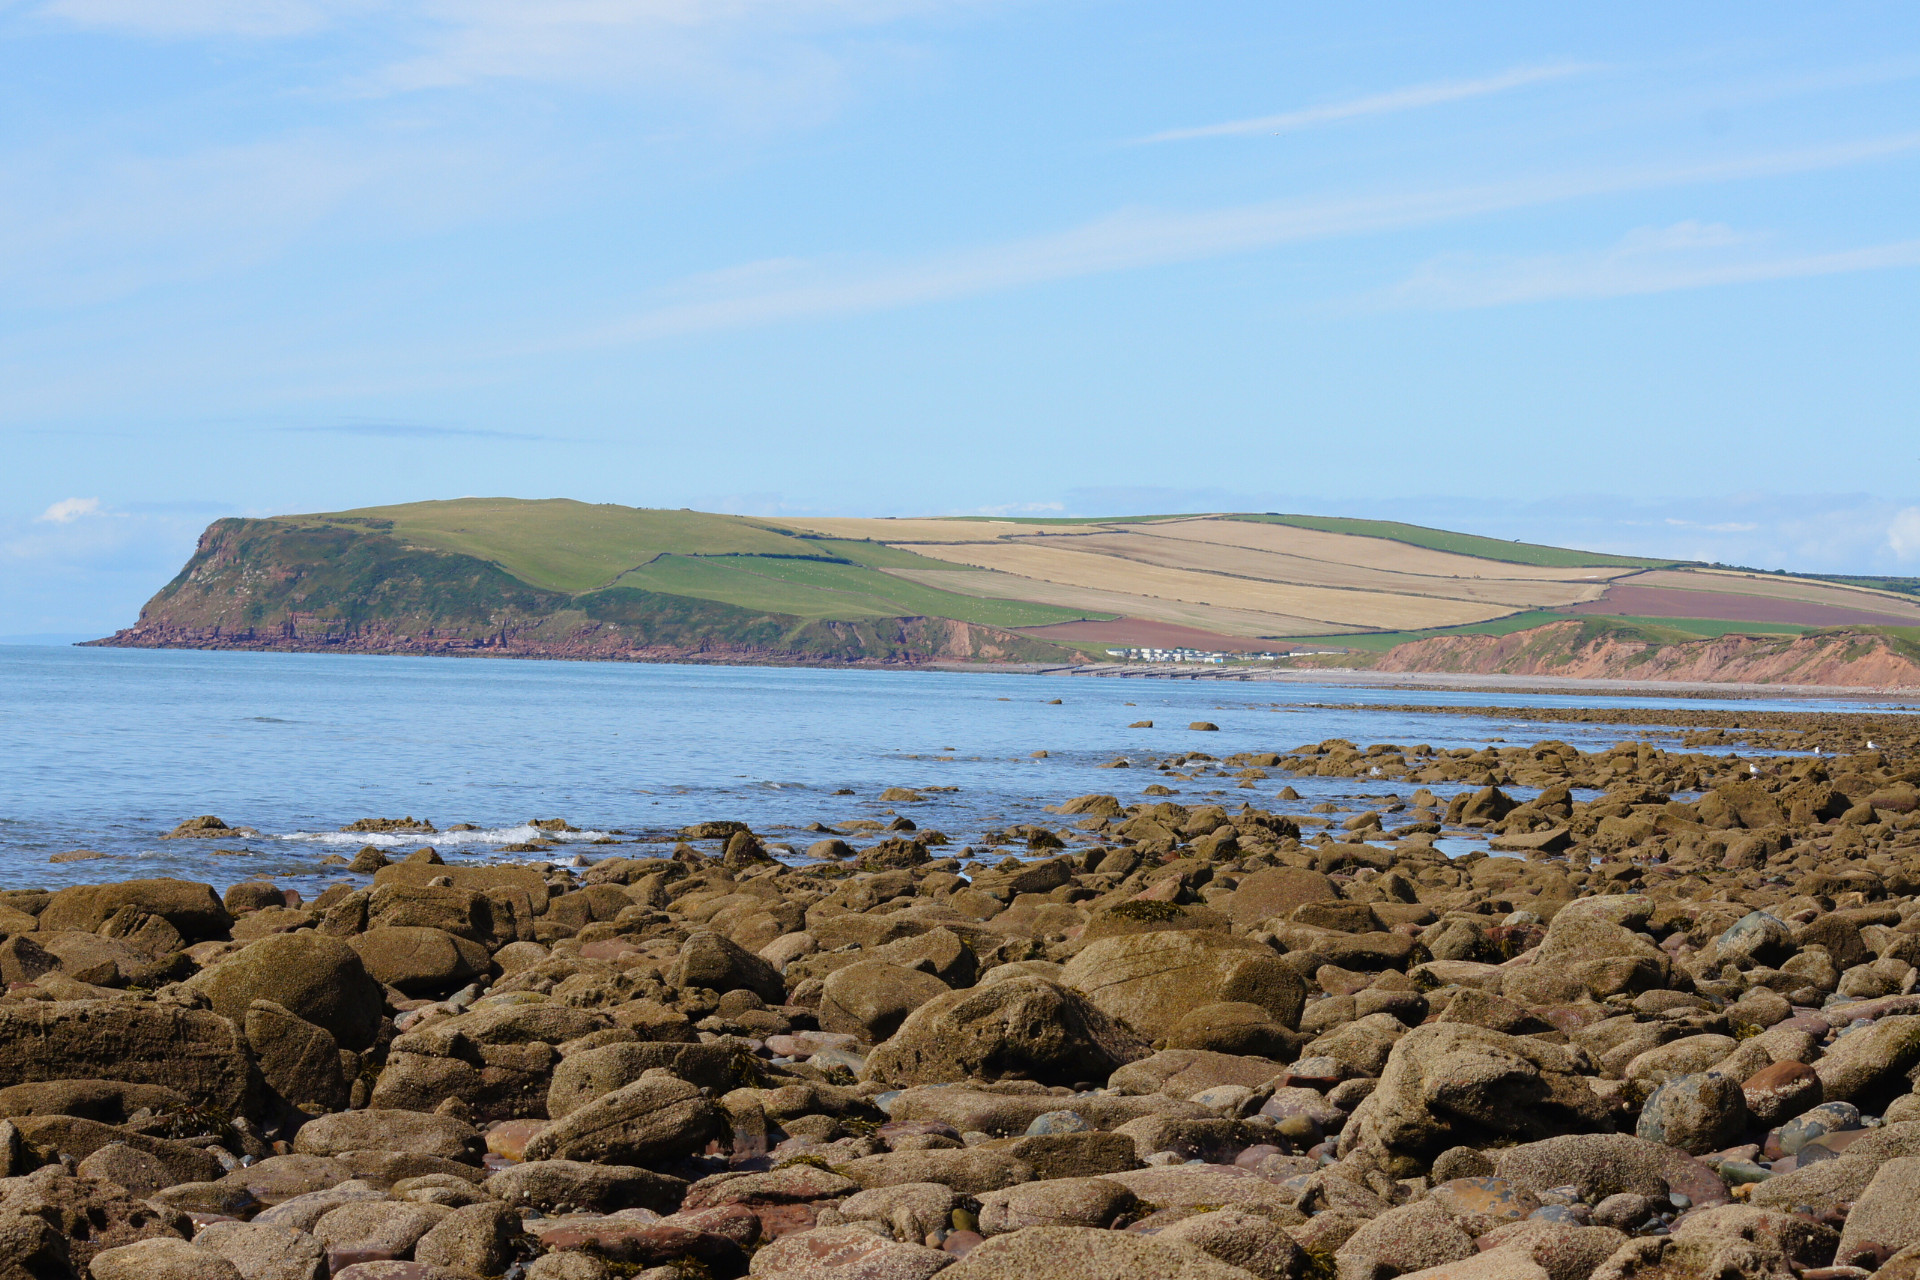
2, 720, 1919, 1280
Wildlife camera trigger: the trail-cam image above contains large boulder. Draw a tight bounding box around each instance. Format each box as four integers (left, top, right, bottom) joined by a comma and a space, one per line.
245, 1002, 349, 1115
89, 1237, 241, 1280
292, 1111, 483, 1163
1061, 932, 1305, 1039
0, 1002, 249, 1115
187, 933, 384, 1052
1219, 867, 1341, 929
818, 962, 951, 1043
39, 880, 231, 941
862, 977, 1150, 1088
1344, 1024, 1614, 1160
523, 1076, 720, 1166
665, 931, 785, 1005
1815, 1015, 1920, 1108
348, 928, 490, 996
548, 1043, 743, 1119
485, 1161, 686, 1215
191, 1222, 328, 1280
939, 1224, 1260, 1280
0, 1172, 191, 1268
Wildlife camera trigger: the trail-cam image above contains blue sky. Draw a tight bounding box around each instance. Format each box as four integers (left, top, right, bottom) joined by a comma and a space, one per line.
4, 1, 1919, 636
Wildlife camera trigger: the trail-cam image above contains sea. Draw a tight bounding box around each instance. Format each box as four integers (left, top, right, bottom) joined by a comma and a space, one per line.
0, 644, 1892, 897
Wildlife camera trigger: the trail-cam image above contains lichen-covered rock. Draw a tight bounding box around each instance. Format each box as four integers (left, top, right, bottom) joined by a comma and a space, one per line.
1344, 1024, 1614, 1160
187, 933, 385, 1052
521, 1076, 720, 1166
863, 977, 1149, 1088
1061, 932, 1306, 1038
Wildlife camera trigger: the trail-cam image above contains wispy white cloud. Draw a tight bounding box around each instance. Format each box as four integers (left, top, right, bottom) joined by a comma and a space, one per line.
570, 132, 1920, 345
1136, 63, 1594, 145
36, 497, 105, 523
1890, 508, 1920, 562
1379, 220, 1920, 309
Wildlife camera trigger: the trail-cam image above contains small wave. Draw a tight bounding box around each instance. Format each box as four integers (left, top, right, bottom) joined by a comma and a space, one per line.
247, 717, 295, 724
273, 822, 613, 847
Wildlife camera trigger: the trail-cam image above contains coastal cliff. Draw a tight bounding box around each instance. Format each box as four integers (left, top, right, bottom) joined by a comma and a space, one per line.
90, 518, 1083, 665
1354, 618, 1920, 687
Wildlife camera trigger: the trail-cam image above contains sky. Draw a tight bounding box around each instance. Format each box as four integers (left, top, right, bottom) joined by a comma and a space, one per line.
3, 1, 1919, 637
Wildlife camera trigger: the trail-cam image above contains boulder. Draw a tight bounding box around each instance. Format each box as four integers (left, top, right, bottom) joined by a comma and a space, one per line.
862, 978, 1149, 1088
975, 1177, 1135, 1233
190, 1224, 327, 1280
1635, 1072, 1747, 1155
483, 1161, 685, 1215
1154, 1208, 1307, 1280
666, 931, 785, 1006
348, 929, 490, 996
1344, 1024, 1613, 1160
89, 1238, 242, 1280
413, 1203, 519, 1276
39, 880, 231, 941
1838, 1155, 1920, 1264
1061, 932, 1306, 1039
522, 1076, 720, 1166
292, 1111, 483, 1164
1337, 1199, 1478, 1278
245, 1002, 349, 1114
187, 933, 385, 1052
0, 1172, 191, 1268
548, 1043, 743, 1119
819, 962, 952, 1043
311, 1201, 451, 1261
1815, 1015, 1920, 1108
1219, 868, 1341, 929
938, 1224, 1261, 1280
745, 1225, 951, 1280
0, 1002, 249, 1115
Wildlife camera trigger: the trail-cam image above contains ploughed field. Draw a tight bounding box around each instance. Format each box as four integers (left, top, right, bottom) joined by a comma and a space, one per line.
6, 709, 1920, 1280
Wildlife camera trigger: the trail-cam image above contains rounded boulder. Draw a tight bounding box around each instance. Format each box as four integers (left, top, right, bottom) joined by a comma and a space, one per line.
188, 932, 385, 1052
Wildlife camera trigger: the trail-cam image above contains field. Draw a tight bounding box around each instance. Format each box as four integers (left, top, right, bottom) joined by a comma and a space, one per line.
1238, 514, 1674, 569
275, 500, 1920, 651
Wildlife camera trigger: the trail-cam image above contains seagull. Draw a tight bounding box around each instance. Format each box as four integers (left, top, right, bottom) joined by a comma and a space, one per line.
1749, 763, 1760, 776
1868, 741, 1878, 750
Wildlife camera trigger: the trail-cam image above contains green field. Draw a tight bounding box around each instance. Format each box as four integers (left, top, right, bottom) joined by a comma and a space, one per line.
612, 554, 1105, 627
1269, 610, 1816, 653
1232, 514, 1675, 570
296, 498, 813, 592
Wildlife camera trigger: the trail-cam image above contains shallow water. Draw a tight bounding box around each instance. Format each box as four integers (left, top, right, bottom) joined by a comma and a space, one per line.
0, 645, 1875, 895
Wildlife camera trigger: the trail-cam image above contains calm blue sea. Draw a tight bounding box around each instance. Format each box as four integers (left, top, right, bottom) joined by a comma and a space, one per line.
0, 645, 1881, 894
